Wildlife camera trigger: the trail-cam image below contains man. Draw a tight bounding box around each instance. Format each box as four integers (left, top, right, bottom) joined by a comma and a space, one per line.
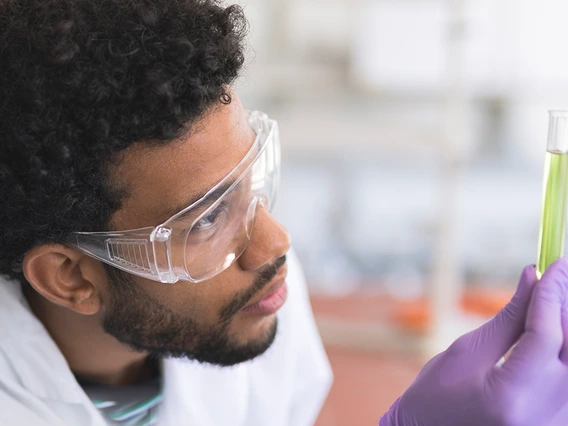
0, 1, 331, 425
3, 1, 568, 426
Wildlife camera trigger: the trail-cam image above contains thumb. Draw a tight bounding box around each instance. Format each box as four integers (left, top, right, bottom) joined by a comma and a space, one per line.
451, 265, 537, 369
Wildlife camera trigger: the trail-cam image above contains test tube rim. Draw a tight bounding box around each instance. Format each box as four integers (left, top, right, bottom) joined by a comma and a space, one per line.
547, 110, 568, 153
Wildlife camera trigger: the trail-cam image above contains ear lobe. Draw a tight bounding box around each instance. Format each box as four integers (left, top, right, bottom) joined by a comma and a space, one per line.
23, 244, 103, 315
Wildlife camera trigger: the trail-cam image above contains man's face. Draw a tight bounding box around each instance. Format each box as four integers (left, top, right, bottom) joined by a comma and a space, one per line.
99, 94, 291, 366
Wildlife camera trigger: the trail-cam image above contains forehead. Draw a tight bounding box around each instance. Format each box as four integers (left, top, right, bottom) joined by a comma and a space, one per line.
110, 96, 255, 230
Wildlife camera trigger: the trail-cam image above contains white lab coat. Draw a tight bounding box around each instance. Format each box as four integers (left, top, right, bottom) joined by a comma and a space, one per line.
0, 250, 332, 426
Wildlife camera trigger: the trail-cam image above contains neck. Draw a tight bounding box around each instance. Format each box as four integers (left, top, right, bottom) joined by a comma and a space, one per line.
23, 284, 151, 386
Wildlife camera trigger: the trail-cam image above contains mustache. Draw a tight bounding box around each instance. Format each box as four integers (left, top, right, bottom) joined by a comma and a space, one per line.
219, 255, 287, 323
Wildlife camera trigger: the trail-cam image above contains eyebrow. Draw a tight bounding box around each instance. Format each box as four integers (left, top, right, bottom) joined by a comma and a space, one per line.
158, 180, 237, 223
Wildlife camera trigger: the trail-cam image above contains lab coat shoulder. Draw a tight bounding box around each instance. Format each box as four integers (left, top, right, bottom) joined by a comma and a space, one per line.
0, 379, 104, 426
0, 388, 56, 426
0, 368, 67, 426
0, 344, 48, 426
0, 279, 107, 426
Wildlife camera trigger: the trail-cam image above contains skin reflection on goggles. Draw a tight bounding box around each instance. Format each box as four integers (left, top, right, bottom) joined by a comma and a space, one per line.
168, 167, 270, 282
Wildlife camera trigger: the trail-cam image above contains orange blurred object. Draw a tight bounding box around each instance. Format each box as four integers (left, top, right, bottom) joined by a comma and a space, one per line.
395, 287, 514, 333
310, 286, 514, 334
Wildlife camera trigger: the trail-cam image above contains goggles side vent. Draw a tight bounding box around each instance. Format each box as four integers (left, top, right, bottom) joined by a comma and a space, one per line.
106, 239, 152, 273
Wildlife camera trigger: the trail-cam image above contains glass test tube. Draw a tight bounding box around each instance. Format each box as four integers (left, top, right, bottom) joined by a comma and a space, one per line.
536, 111, 568, 278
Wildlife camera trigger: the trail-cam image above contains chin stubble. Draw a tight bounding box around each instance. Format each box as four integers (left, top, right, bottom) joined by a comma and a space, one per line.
101, 257, 285, 366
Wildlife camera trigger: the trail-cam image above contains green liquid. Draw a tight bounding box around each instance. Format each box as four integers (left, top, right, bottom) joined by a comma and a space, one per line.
537, 151, 568, 278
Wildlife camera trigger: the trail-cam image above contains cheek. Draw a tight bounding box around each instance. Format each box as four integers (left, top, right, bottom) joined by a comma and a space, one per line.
140, 274, 247, 324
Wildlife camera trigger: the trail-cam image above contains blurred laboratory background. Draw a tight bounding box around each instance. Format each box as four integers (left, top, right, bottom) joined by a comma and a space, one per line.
234, 0, 565, 424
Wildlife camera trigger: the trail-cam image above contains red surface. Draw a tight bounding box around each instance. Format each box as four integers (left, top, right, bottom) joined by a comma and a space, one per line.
314, 348, 422, 426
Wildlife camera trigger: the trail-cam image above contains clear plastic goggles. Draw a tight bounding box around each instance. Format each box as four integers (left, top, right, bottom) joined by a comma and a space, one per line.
69, 111, 280, 283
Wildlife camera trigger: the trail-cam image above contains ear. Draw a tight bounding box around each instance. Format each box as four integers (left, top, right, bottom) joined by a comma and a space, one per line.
22, 244, 106, 315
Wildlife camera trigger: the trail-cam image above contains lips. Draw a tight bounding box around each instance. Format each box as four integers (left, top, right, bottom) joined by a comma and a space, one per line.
241, 266, 288, 315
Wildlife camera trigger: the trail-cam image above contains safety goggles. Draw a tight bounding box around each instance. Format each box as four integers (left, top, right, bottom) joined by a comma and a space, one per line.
69, 110, 280, 283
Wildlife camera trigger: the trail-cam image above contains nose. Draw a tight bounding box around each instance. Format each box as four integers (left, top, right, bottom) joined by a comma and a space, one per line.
238, 206, 291, 272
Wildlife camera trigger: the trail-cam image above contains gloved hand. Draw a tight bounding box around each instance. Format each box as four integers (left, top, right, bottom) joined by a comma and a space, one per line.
380, 258, 568, 426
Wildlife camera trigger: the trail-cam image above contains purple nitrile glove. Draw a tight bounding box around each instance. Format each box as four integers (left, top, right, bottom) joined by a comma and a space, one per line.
380, 258, 568, 426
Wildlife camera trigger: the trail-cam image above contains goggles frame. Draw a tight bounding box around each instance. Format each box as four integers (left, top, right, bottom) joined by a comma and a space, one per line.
68, 110, 280, 283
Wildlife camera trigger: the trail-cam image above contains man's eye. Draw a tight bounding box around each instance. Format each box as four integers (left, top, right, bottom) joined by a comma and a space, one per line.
193, 204, 227, 231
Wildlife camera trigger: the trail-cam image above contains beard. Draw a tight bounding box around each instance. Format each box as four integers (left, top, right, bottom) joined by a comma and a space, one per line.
101, 256, 286, 366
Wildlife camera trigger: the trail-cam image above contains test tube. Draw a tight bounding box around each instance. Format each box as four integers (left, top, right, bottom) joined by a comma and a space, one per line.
536, 111, 568, 278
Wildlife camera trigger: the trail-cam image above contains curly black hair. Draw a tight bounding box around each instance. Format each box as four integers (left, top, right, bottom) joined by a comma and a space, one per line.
0, 0, 248, 282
